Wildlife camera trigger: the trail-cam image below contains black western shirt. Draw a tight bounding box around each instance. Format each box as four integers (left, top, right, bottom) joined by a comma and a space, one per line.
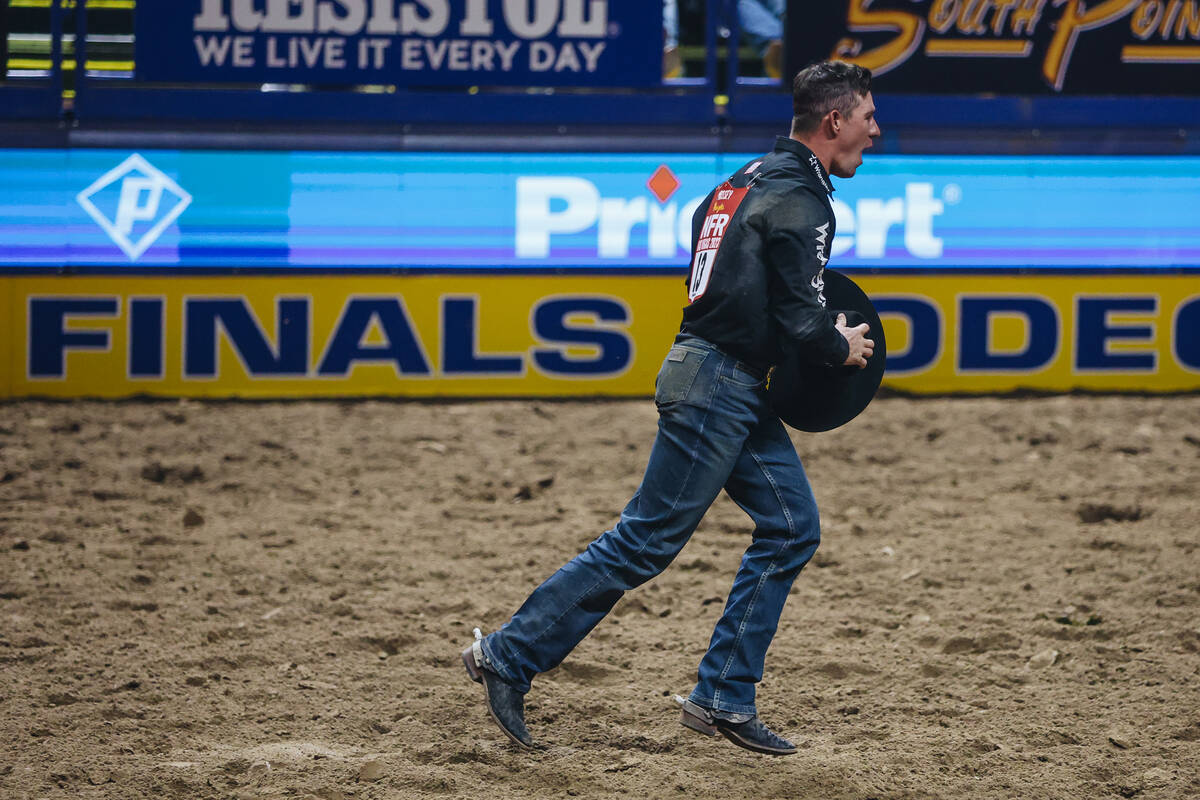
679, 137, 850, 370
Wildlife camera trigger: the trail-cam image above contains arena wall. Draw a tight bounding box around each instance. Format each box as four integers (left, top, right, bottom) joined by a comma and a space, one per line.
2, 149, 1197, 398
3, 273, 1198, 398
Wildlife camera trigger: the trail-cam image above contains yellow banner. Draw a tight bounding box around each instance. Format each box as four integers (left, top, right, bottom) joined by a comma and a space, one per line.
3, 275, 684, 399
0, 278, 12, 398
2, 274, 1198, 398
870, 275, 1200, 394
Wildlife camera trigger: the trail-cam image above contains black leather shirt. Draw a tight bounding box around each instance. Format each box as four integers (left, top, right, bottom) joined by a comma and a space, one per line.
679, 137, 850, 370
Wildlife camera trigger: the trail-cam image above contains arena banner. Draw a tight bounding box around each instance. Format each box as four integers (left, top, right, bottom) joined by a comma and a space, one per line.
3, 149, 1199, 271
134, 1, 659, 87
2, 275, 682, 399
0, 278, 10, 398
785, 0, 1200, 93
867, 274, 1200, 393
2, 274, 1198, 398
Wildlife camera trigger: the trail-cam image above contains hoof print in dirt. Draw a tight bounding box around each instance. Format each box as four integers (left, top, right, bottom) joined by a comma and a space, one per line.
46, 692, 81, 706
512, 476, 555, 502
1076, 503, 1149, 524
141, 462, 206, 485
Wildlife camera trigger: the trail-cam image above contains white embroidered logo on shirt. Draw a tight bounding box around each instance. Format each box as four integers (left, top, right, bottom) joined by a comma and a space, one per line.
811, 270, 827, 307
808, 155, 832, 194
812, 223, 829, 306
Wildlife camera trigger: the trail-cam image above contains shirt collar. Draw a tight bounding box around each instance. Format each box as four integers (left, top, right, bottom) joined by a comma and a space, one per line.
774, 136, 834, 195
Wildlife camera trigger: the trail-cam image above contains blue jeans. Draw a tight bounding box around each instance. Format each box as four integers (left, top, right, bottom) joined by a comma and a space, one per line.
479, 335, 821, 716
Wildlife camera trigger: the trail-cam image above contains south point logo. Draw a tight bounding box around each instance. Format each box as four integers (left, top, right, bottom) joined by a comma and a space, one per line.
835, 0, 1198, 91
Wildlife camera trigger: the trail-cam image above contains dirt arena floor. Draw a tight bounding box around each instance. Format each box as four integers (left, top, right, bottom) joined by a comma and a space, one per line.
1, 394, 1198, 800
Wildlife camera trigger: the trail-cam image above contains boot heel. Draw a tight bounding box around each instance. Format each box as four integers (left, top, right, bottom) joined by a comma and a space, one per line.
674, 696, 717, 736
462, 628, 485, 684
461, 646, 482, 684
680, 708, 717, 736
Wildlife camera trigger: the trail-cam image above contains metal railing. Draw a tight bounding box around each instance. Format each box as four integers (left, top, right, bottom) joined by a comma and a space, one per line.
1, 0, 1198, 154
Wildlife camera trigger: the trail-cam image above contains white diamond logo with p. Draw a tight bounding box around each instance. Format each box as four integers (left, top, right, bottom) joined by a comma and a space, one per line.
76, 153, 192, 261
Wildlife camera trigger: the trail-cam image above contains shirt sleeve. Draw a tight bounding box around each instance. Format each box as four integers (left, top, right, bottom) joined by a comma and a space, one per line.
761, 188, 850, 366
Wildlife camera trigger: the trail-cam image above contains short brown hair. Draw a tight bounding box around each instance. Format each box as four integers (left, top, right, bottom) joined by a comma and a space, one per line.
790, 60, 872, 135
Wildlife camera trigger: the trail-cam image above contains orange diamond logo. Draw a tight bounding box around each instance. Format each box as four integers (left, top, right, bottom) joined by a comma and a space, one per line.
647, 165, 680, 204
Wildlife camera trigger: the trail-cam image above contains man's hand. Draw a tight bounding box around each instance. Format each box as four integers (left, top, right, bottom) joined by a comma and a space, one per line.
836, 313, 874, 368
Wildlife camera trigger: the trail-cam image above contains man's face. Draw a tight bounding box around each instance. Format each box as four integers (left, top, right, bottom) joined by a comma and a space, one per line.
830, 92, 880, 179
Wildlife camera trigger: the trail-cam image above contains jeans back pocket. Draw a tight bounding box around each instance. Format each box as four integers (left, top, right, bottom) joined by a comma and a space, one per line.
654, 346, 706, 406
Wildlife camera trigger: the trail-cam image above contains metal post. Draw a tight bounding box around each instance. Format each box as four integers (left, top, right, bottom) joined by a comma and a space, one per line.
725, 0, 740, 108
0, 0, 9, 78
73, 0, 87, 111
705, 0, 719, 92
50, 0, 64, 113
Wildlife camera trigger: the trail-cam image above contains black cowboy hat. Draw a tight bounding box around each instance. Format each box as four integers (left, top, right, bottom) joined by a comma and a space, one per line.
767, 270, 887, 432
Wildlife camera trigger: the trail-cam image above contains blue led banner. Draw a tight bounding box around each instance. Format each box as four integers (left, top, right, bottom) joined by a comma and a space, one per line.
2, 149, 1198, 271
134, 1, 659, 87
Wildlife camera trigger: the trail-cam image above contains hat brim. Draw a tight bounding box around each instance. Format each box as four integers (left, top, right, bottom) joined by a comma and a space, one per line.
767, 270, 887, 432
